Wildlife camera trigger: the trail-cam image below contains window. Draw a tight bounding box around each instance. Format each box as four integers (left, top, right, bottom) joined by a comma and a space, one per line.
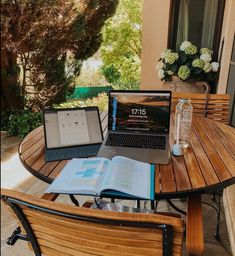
168, 0, 225, 60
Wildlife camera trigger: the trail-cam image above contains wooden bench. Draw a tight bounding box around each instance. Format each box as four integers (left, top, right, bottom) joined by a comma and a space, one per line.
1, 188, 205, 256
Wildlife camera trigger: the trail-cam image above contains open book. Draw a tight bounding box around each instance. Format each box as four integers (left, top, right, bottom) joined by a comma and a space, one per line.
46, 156, 155, 200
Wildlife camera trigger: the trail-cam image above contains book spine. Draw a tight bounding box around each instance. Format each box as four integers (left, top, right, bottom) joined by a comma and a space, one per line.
150, 164, 155, 200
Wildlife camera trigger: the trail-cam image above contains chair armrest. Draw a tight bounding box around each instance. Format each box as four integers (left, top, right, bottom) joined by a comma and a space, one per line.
186, 194, 204, 256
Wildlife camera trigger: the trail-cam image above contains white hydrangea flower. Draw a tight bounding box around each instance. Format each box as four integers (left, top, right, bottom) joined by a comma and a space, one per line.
200, 53, 212, 62
165, 52, 179, 64
211, 62, 219, 72
167, 70, 174, 75
156, 60, 164, 70
203, 62, 212, 73
200, 48, 212, 55
158, 69, 165, 79
180, 41, 192, 51
160, 49, 171, 59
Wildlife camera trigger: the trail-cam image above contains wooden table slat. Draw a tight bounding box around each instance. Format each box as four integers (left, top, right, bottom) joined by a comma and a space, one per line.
21, 126, 42, 145
159, 160, 176, 193
39, 161, 60, 177
101, 115, 108, 134
21, 137, 44, 161
171, 156, 192, 191
189, 124, 219, 186
99, 111, 108, 122
103, 127, 108, 137
20, 127, 44, 153
226, 124, 235, 135
208, 119, 235, 159
49, 160, 69, 180
169, 113, 175, 147
201, 118, 235, 176
192, 117, 232, 182
25, 144, 45, 167
154, 165, 160, 193
183, 147, 206, 189
171, 113, 205, 190
31, 154, 47, 171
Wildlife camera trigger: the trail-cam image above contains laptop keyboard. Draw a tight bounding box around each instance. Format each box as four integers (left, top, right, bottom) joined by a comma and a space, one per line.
45, 144, 101, 162
105, 134, 166, 150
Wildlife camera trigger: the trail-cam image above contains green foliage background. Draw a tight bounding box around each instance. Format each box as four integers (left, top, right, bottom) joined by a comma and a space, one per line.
1, 0, 118, 111
1, 109, 42, 138
100, 0, 143, 89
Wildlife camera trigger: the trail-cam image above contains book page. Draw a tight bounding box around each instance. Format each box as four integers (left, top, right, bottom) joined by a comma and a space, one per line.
46, 158, 110, 195
100, 156, 151, 199
58, 110, 90, 146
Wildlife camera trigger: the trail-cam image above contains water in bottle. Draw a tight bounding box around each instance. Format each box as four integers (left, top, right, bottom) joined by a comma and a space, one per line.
174, 99, 193, 148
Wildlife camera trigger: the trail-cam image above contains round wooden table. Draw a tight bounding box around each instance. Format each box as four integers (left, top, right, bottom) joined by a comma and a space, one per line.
19, 113, 235, 199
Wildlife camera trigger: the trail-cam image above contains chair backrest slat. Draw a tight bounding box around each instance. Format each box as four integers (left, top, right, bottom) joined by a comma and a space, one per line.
171, 92, 207, 115
1, 189, 184, 256
172, 92, 230, 124
206, 94, 230, 123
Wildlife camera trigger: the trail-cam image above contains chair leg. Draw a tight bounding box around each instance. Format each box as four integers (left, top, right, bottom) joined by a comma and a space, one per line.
166, 199, 186, 215
135, 200, 141, 209
69, 195, 79, 206
202, 190, 222, 240
215, 193, 221, 240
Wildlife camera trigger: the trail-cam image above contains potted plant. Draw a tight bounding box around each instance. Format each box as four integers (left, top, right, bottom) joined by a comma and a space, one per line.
156, 41, 219, 93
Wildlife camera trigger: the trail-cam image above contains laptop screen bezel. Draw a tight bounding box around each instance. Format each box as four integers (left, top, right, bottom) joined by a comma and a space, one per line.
108, 90, 172, 134
43, 106, 104, 150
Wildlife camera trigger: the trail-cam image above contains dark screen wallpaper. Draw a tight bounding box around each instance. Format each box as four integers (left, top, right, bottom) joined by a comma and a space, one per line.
108, 93, 170, 133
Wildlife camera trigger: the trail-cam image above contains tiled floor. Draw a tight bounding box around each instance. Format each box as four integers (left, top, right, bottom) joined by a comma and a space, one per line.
1, 133, 48, 256
1, 132, 232, 256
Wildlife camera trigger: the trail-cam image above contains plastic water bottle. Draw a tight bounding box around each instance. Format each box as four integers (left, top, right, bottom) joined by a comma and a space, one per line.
174, 99, 193, 149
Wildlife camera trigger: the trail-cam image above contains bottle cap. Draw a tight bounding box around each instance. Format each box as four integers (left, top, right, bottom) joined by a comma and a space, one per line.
179, 98, 191, 103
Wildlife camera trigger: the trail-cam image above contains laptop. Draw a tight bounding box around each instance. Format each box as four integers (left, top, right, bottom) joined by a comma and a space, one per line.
98, 90, 171, 164
43, 107, 103, 162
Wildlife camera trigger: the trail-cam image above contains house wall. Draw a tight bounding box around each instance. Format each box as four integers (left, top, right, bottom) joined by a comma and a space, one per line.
140, 0, 171, 89
217, 0, 235, 93
141, 0, 235, 93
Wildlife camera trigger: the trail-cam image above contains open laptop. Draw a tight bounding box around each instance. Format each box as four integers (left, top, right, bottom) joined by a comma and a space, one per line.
98, 90, 171, 164
43, 107, 103, 162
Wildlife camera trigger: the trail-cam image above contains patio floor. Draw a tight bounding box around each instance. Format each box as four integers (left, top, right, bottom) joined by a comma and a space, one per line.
1, 132, 232, 256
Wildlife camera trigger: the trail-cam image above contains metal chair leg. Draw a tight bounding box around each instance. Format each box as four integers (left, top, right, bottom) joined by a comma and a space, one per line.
215, 193, 221, 240
202, 191, 222, 240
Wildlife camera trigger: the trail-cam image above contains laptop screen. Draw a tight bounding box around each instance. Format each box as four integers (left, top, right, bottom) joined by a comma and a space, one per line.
108, 91, 171, 134
43, 107, 103, 149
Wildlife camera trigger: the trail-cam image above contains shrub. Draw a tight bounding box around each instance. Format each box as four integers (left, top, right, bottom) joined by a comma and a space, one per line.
54, 93, 108, 112
53, 100, 85, 109
1, 109, 42, 138
84, 92, 108, 112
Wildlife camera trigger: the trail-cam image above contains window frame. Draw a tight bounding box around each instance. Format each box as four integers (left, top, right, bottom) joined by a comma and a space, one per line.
167, 0, 226, 61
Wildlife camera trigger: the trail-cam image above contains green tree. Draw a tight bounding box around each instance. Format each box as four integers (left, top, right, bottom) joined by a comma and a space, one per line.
100, 0, 143, 90
1, 0, 118, 111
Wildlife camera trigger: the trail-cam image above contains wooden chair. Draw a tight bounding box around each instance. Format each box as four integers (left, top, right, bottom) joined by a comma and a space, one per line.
171, 92, 230, 124
1, 188, 204, 256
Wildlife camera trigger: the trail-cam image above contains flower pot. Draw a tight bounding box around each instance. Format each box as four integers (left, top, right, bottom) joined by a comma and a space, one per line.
163, 76, 210, 94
